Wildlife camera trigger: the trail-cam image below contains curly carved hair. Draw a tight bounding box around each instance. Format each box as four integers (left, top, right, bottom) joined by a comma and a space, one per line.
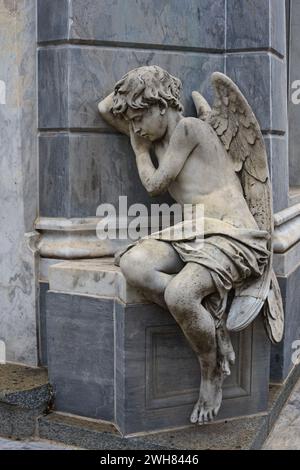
111, 65, 184, 116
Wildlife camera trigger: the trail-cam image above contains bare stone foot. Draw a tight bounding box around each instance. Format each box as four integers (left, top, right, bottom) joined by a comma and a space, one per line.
190, 367, 224, 425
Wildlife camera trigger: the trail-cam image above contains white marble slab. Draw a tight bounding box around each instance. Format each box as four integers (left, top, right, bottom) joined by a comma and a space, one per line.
49, 258, 147, 304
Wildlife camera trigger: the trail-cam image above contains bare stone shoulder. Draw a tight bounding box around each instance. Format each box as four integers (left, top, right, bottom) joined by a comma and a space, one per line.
173, 116, 207, 144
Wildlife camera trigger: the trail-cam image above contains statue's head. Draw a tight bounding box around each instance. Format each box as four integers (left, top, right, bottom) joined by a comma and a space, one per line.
111, 66, 183, 141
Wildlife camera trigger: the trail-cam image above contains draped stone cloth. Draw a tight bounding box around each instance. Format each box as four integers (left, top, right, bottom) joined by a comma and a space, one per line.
115, 217, 270, 324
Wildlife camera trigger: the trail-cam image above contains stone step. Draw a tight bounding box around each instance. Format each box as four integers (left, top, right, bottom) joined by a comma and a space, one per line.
0, 363, 52, 439
37, 412, 166, 450
36, 410, 267, 450
35, 369, 300, 450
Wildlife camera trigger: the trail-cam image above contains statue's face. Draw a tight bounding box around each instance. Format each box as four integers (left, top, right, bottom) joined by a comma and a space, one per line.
125, 105, 168, 141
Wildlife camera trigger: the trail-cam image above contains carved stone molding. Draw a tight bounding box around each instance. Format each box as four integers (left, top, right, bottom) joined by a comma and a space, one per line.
35, 217, 129, 259
273, 203, 300, 276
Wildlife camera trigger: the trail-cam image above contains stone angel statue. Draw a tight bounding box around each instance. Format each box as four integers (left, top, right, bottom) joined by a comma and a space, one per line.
98, 65, 284, 425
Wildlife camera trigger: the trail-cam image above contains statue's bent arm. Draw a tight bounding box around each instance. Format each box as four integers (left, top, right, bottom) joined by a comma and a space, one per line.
132, 119, 198, 196
98, 93, 130, 136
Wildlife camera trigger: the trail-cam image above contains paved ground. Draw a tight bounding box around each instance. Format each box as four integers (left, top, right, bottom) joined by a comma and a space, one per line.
0, 378, 300, 450
264, 378, 300, 450
0, 438, 76, 450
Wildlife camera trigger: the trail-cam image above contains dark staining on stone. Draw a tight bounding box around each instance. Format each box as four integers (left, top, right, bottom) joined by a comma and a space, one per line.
93, 272, 105, 283
72, 276, 80, 289
3, 0, 17, 15
184, 124, 189, 137
197, 7, 201, 24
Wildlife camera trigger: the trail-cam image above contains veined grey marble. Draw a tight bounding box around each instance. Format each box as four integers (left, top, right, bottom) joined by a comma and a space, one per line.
0, 0, 39, 365
264, 135, 289, 213
226, 52, 287, 133
38, 0, 225, 50
38, 47, 224, 131
227, 0, 286, 56
288, 0, 300, 188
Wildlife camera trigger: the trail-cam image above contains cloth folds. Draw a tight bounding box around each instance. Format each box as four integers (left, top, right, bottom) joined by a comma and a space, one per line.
115, 217, 270, 321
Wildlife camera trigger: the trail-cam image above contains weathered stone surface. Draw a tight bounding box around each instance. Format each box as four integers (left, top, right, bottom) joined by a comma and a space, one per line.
0, 0, 39, 365
36, 218, 130, 259
45, 272, 270, 435
0, 404, 43, 439
39, 133, 70, 217
271, 263, 300, 382
39, 132, 173, 218
0, 437, 73, 450
288, 0, 300, 188
38, 0, 225, 50
38, 48, 69, 129
227, 0, 285, 56
37, 0, 69, 43
0, 364, 50, 409
39, 282, 49, 367
37, 412, 166, 450
38, 46, 224, 130
48, 259, 147, 304
264, 379, 300, 450
226, 53, 287, 132
0, 363, 51, 439
264, 135, 289, 213
46, 293, 114, 421
115, 301, 270, 434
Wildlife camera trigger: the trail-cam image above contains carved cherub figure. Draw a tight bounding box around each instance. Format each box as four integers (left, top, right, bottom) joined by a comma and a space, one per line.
99, 66, 284, 424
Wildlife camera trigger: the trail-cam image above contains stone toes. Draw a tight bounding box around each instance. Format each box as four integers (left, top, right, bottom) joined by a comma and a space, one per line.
190, 405, 199, 424
222, 360, 231, 376
229, 351, 236, 364
213, 405, 221, 418
197, 407, 215, 424
198, 408, 205, 425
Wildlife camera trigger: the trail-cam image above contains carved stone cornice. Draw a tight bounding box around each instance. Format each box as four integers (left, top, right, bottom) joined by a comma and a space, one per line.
35, 217, 128, 259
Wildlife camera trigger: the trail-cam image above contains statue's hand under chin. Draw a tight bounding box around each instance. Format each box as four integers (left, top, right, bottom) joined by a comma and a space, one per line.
129, 124, 152, 155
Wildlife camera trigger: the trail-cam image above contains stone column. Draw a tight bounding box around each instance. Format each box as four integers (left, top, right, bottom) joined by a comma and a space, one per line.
0, 0, 39, 365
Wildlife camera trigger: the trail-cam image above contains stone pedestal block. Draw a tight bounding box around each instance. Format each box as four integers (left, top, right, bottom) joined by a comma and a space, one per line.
46, 259, 270, 435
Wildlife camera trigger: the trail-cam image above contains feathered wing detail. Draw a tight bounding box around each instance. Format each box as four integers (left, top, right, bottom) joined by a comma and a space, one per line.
191, 91, 211, 120
263, 270, 284, 343
208, 72, 284, 342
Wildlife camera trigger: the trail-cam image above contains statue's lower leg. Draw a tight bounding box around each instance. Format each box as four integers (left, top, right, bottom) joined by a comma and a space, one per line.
216, 320, 235, 376
166, 296, 226, 424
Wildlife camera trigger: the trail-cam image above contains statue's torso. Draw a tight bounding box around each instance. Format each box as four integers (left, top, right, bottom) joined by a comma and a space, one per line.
155, 119, 258, 230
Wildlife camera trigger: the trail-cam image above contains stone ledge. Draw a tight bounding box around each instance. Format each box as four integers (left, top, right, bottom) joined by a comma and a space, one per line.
48, 258, 147, 304
37, 413, 166, 451
35, 217, 129, 259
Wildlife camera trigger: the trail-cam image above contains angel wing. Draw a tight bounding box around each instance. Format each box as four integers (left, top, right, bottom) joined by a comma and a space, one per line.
192, 73, 284, 343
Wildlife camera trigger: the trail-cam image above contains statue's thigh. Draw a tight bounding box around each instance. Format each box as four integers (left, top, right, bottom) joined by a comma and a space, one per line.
126, 239, 184, 274
171, 262, 216, 299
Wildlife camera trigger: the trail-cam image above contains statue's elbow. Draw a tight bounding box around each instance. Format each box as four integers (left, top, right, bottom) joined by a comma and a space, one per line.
98, 100, 106, 116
